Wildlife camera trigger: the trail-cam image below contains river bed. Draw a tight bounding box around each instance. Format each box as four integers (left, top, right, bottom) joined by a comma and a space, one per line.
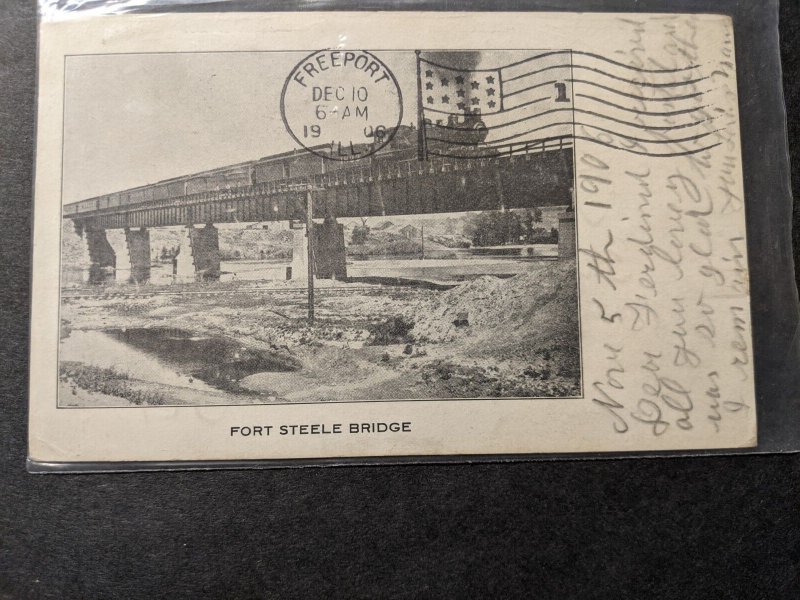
60, 327, 301, 404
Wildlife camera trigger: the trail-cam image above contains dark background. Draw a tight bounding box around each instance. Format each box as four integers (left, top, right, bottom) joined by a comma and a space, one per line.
1, 1, 799, 598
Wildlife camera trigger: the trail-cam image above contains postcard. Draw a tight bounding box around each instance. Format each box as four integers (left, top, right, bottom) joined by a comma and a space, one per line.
29, 11, 755, 467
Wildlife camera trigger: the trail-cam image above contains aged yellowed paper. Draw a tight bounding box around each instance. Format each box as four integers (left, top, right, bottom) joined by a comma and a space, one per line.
29, 12, 755, 465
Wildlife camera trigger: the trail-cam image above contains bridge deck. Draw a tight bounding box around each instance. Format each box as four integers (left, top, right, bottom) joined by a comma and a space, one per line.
67, 147, 573, 230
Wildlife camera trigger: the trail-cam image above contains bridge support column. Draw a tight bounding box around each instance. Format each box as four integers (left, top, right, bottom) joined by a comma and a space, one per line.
313, 217, 347, 280
290, 226, 310, 282
290, 218, 347, 282
175, 224, 221, 282
558, 209, 575, 259
114, 227, 151, 283
84, 228, 116, 284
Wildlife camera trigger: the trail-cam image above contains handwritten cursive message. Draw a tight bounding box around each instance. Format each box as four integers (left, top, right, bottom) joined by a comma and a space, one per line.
577, 15, 755, 443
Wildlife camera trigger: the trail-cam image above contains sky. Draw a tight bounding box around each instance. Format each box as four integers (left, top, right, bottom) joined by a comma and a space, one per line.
61, 50, 553, 206
61, 51, 419, 205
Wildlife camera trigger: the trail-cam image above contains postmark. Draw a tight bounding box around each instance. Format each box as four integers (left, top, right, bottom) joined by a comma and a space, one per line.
280, 49, 403, 161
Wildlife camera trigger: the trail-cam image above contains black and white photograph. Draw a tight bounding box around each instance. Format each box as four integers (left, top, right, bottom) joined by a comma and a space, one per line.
57, 49, 582, 408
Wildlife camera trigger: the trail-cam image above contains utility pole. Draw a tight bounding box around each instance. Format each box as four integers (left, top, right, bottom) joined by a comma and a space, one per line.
287, 182, 322, 324
305, 187, 315, 324
420, 223, 424, 260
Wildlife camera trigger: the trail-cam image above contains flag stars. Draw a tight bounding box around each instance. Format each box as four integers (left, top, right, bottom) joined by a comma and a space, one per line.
457, 102, 466, 111
486, 88, 496, 96
487, 100, 497, 109
426, 96, 434, 104
425, 82, 434, 90
440, 77, 449, 86
425, 69, 433, 77
470, 81, 480, 90
441, 95, 450, 104
455, 76, 464, 84
470, 97, 480, 105
456, 89, 466, 98
486, 75, 495, 84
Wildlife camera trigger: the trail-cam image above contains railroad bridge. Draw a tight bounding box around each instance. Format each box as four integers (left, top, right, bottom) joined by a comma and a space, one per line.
65, 134, 575, 283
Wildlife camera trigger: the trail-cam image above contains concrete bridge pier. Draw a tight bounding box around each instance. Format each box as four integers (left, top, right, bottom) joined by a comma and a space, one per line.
290, 217, 347, 282
111, 227, 151, 283
314, 217, 347, 280
290, 224, 309, 282
558, 209, 576, 259
175, 224, 221, 282
84, 228, 116, 284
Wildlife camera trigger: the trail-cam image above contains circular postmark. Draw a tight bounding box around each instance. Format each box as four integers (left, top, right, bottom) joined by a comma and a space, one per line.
280, 50, 403, 162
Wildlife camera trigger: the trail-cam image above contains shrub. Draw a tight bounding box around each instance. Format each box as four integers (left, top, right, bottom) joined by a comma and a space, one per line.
367, 316, 415, 345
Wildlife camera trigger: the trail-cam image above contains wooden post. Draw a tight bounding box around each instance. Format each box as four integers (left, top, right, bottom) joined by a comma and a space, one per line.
306, 188, 315, 323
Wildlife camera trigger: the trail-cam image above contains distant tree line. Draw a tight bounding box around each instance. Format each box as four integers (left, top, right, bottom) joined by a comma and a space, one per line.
464, 209, 558, 246
349, 210, 558, 249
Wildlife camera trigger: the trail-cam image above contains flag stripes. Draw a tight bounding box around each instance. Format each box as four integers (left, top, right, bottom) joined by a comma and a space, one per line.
416, 50, 721, 159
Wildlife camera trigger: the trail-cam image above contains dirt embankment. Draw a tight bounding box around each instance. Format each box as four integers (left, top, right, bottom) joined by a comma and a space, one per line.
411, 263, 576, 346
401, 261, 581, 387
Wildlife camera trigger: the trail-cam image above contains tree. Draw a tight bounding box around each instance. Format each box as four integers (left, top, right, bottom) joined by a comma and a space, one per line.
522, 208, 543, 243
465, 210, 527, 247
351, 217, 370, 245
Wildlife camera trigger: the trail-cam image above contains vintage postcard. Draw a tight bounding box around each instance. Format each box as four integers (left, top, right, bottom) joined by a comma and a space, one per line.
29, 11, 756, 467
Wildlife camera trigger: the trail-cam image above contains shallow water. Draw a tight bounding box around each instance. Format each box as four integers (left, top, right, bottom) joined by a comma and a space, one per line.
60, 328, 300, 394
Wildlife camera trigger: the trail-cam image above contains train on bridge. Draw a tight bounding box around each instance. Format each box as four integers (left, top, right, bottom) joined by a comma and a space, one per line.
63, 117, 570, 219
65, 126, 436, 216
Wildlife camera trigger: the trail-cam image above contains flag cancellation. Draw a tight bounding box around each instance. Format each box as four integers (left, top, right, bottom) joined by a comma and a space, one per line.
416, 50, 721, 160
